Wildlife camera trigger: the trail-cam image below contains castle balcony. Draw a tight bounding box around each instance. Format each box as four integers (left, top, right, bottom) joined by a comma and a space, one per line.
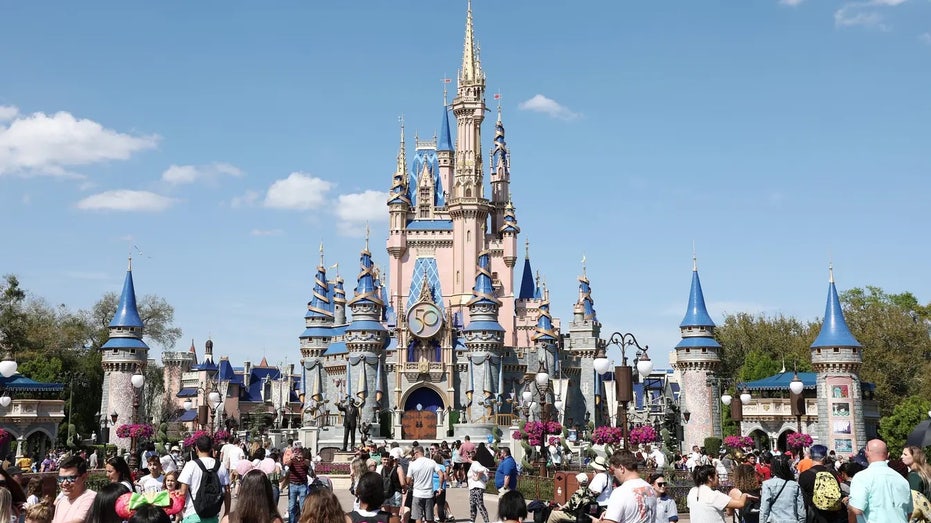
742, 398, 819, 420
0, 399, 66, 422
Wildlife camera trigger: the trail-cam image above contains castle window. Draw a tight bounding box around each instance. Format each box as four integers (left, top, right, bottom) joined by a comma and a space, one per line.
834, 348, 839, 352
467, 231, 471, 242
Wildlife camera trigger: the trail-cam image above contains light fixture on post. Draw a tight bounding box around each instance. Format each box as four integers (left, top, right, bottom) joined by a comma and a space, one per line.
208, 386, 222, 430
740, 389, 752, 405
127, 371, 145, 472
788, 364, 805, 432
605, 331, 651, 450
0, 334, 17, 378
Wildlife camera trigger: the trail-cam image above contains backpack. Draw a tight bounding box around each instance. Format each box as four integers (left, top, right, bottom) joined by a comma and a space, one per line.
812, 470, 843, 511
382, 465, 397, 498
192, 458, 225, 518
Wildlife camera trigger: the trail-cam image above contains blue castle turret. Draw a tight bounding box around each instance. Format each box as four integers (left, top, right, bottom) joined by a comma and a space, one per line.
810, 265, 865, 451
463, 251, 504, 421
301, 245, 335, 360
99, 258, 149, 446
673, 256, 723, 449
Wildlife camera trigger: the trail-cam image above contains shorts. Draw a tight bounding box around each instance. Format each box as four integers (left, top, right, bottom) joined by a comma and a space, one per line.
412, 496, 435, 522
385, 491, 402, 507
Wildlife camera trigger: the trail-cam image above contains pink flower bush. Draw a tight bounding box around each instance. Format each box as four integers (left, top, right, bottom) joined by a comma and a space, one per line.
786, 432, 813, 449
724, 435, 754, 449
548, 436, 561, 446
592, 426, 623, 445
513, 421, 563, 446
115, 423, 155, 439
0, 429, 11, 446
182, 429, 229, 448
628, 425, 659, 445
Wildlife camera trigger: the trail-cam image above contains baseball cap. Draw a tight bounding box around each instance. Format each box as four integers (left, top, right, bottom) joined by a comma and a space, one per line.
170, 445, 180, 452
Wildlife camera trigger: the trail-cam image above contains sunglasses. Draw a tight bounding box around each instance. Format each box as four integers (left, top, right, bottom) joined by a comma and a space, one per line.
57, 475, 80, 484
655, 482, 667, 487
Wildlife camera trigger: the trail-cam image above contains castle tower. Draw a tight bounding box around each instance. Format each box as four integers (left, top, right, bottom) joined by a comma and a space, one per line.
448, 0, 489, 302
530, 286, 559, 421
673, 258, 722, 450
333, 273, 347, 325
99, 258, 149, 446
463, 250, 505, 422
387, 119, 411, 264
161, 340, 195, 414
489, 105, 511, 233
810, 266, 864, 451
564, 263, 602, 427
301, 245, 335, 417
344, 240, 389, 425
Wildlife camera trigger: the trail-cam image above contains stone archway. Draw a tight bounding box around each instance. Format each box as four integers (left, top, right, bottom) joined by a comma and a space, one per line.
777, 429, 796, 452
401, 387, 444, 440
748, 428, 770, 452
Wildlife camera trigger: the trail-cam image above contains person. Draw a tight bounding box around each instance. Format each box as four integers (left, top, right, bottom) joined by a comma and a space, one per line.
138, 455, 166, 493
162, 446, 184, 475
0, 488, 12, 523
588, 457, 613, 514
728, 464, 760, 523
497, 491, 527, 523
430, 455, 449, 523
600, 451, 656, 523
299, 489, 346, 523
346, 471, 398, 523
24, 478, 41, 508
106, 456, 137, 494
178, 434, 231, 523
795, 450, 814, 475
52, 455, 97, 523
89, 451, 99, 470
459, 437, 475, 480
546, 473, 595, 523
129, 504, 172, 523
759, 455, 804, 523
338, 399, 361, 452
407, 446, 441, 523
287, 441, 312, 522
220, 469, 282, 523
472, 444, 495, 470
797, 444, 844, 523
650, 474, 678, 523
494, 448, 518, 497
837, 462, 862, 497
849, 439, 912, 523
461, 455, 489, 523
220, 437, 245, 495
86, 483, 130, 523
381, 454, 405, 514
24, 500, 53, 523
902, 446, 931, 499
687, 464, 752, 523
647, 446, 666, 470
260, 449, 283, 502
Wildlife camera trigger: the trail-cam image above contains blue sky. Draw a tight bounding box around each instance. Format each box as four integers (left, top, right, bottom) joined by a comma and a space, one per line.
1, 1, 929, 371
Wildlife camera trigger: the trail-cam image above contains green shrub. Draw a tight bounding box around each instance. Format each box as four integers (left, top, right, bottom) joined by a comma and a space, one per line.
703, 437, 722, 459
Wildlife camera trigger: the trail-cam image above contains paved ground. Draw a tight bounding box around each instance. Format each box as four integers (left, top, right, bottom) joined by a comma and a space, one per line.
271, 479, 501, 523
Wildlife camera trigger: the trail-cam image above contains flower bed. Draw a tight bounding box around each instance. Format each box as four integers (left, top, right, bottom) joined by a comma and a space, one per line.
786, 432, 813, 449
313, 462, 351, 475
115, 424, 155, 439
724, 435, 754, 449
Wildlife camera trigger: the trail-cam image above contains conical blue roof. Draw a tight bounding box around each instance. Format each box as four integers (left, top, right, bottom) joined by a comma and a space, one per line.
467, 251, 499, 307
109, 268, 144, 329
438, 105, 453, 152
578, 275, 597, 321
518, 256, 535, 300
348, 249, 383, 307
305, 265, 334, 320
679, 269, 715, 328
532, 297, 558, 342
811, 280, 861, 348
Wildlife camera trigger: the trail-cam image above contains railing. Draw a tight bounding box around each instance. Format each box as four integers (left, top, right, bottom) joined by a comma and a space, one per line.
742, 398, 819, 417
1, 399, 65, 419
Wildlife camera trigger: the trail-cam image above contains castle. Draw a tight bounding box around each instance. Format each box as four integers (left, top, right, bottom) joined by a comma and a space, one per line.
95, 2, 876, 454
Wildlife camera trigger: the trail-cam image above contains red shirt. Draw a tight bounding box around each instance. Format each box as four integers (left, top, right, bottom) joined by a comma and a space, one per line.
755, 463, 772, 481
288, 456, 310, 484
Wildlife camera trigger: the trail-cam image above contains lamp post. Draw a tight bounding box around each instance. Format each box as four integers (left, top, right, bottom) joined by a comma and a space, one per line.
602, 331, 652, 450
712, 376, 751, 438
0, 337, 18, 407
183, 382, 222, 431
127, 372, 145, 472
789, 366, 805, 433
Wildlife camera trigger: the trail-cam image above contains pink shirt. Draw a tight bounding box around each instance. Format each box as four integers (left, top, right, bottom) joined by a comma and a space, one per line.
52, 489, 96, 523
459, 441, 475, 462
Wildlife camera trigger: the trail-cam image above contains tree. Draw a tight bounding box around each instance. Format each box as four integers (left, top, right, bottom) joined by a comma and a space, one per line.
842, 287, 931, 416
877, 396, 931, 457
83, 292, 182, 350
715, 313, 817, 381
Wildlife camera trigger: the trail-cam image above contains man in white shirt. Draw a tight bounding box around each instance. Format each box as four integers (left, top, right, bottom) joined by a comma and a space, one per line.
601, 451, 656, 523
137, 455, 165, 493
161, 445, 184, 474
588, 456, 614, 511
646, 445, 666, 469
179, 434, 231, 523
407, 445, 441, 523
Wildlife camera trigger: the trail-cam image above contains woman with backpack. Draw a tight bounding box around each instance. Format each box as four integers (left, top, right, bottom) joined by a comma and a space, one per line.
380, 454, 405, 515
759, 455, 805, 523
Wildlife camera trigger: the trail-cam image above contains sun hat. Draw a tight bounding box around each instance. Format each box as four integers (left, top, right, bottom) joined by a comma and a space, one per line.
590, 456, 608, 472
575, 473, 589, 484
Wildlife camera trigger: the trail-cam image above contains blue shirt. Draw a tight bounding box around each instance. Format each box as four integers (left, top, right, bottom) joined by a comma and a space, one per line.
849, 461, 913, 523
495, 456, 518, 490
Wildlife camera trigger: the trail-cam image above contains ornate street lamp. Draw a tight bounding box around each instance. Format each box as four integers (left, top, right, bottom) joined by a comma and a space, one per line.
789, 365, 805, 432
127, 372, 145, 471
605, 331, 651, 450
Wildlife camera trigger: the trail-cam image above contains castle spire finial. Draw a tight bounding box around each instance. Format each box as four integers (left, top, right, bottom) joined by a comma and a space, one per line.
495, 92, 502, 116
128, 254, 132, 272
442, 76, 451, 106
829, 262, 834, 283
364, 222, 370, 252
692, 241, 697, 271
581, 254, 587, 277
460, 0, 482, 84
319, 241, 325, 267
525, 238, 530, 259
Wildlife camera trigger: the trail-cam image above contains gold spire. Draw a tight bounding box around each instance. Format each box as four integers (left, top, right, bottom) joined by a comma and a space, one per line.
460, 0, 482, 84
397, 115, 406, 177
364, 222, 370, 252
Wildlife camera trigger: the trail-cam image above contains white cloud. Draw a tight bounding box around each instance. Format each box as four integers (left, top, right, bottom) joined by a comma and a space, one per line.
162, 162, 243, 185
779, 0, 805, 6
230, 190, 261, 208
334, 190, 390, 237
263, 172, 333, 210
250, 228, 284, 237
0, 109, 158, 176
518, 94, 580, 121
920, 32, 931, 45
0, 106, 19, 122
834, 0, 909, 29
76, 190, 177, 212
